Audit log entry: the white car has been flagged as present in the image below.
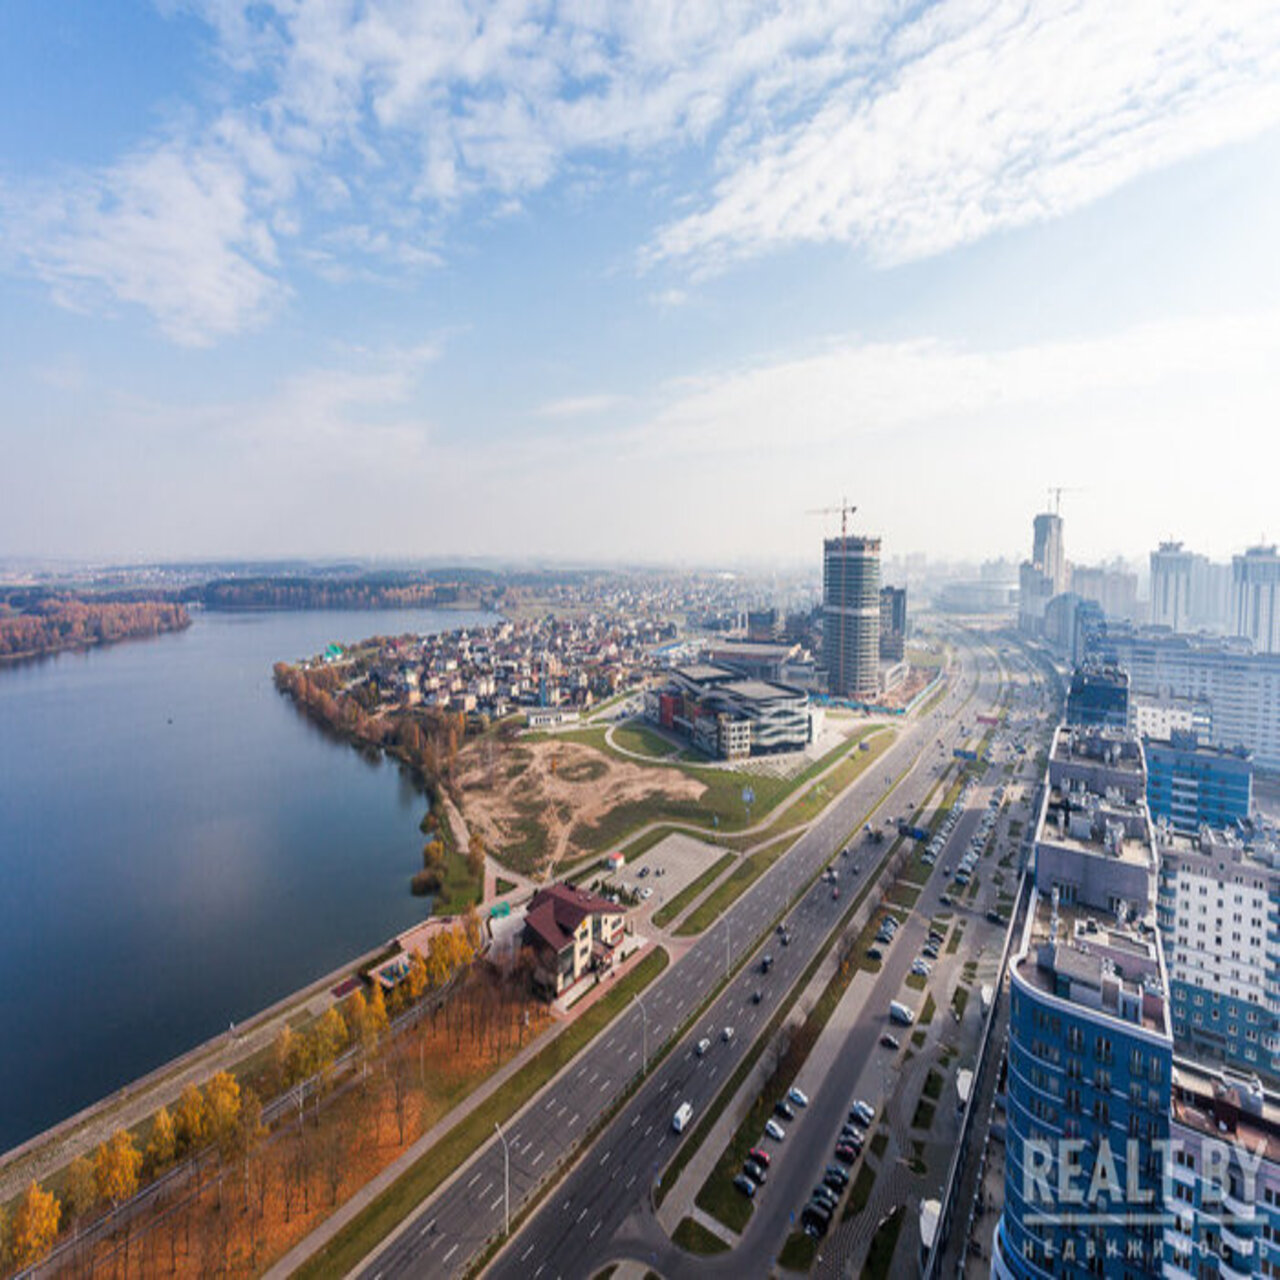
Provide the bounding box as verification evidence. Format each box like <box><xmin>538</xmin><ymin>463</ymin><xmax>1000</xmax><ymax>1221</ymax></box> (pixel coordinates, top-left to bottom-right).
<box><xmin>788</xmin><ymin>1086</ymin><xmax>810</xmax><ymax>1108</ymax></box>
<box><xmin>912</xmin><ymin>959</ymin><xmax>932</xmax><ymax>976</ymax></box>
<box><xmin>764</xmin><ymin>1119</ymin><xmax>786</xmax><ymax>1141</ymax></box>
<box><xmin>851</xmin><ymin>1100</ymin><xmax>875</xmax><ymax>1126</ymax></box>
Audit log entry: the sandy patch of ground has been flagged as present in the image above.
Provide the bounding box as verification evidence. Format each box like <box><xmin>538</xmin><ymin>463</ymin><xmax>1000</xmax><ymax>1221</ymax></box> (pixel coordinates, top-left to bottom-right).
<box><xmin>454</xmin><ymin>737</ymin><xmax>704</xmax><ymax>877</ymax></box>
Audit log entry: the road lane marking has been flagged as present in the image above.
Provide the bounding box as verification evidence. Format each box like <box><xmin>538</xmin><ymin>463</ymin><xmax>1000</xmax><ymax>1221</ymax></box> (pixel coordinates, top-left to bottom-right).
<box><xmin>491</xmin><ymin>1194</ymin><xmax>503</xmax><ymax>1210</ymax></box>
<box><xmin>600</xmin><ymin>1149</ymin><xmax>610</xmax><ymax>1165</ymax></box>
<box><xmin>569</xmin><ymin>1112</ymin><xmax>579</xmax><ymax>1128</ymax></box>
<box><xmin>480</xmin><ymin>1182</ymin><xmax>493</xmax><ymax>1199</ymax></box>
<box><xmin>627</xmin><ymin>1173</ymin><xmax>637</xmax><ymax>1188</ymax></box>
<box><xmin>590</xmin><ymin>1218</ymin><xmax>602</xmax><ymax>1239</ymax></box>
<box><xmin>532</xmin><ymin>1150</ymin><xmax>544</xmax><ymax>1166</ymax></box>
<box><xmin>578</xmin><ymin>1207</ymin><xmax>588</xmax><ymax>1223</ymax></box>
<box><xmin>467</xmin><ymin>1172</ymin><xmax>481</xmax><ymax>1189</ymax></box>
<box><xmin>443</xmin><ymin>1244</ymin><xmax>458</xmax><ymax>1263</ymax></box>
<box><xmin>522</xmin><ymin>1245</ymin><xmax>536</xmax><ymax>1261</ymax></box>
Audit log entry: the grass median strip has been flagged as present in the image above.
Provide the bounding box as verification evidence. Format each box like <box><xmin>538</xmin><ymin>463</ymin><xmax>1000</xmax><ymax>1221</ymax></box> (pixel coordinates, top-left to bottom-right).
<box><xmin>292</xmin><ymin>947</ymin><xmax>670</xmax><ymax>1280</ymax></box>
<box><xmin>863</xmin><ymin>1205</ymin><xmax>906</xmax><ymax>1280</ymax></box>
<box><xmin>675</xmin><ymin>835</ymin><xmax>801</xmax><ymax>935</ymax></box>
<box><xmin>652</xmin><ymin>853</ymin><xmax>736</xmax><ymax>928</ymax></box>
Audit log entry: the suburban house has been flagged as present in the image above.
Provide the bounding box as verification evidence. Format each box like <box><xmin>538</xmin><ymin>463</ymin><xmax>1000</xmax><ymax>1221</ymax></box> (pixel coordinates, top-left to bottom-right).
<box><xmin>523</xmin><ymin>882</ymin><xmax>625</xmax><ymax>997</ymax></box>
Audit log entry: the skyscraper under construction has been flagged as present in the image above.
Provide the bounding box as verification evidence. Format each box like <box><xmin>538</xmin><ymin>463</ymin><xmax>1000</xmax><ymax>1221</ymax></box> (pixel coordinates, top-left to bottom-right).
<box><xmin>823</xmin><ymin>534</ymin><xmax>881</xmax><ymax>699</ymax></box>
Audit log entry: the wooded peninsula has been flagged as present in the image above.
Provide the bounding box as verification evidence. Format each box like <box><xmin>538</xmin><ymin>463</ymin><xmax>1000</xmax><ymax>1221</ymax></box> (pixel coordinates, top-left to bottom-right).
<box><xmin>0</xmin><ymin>596</ymin><xmax>190</xmax><ymax>663</ymax></box>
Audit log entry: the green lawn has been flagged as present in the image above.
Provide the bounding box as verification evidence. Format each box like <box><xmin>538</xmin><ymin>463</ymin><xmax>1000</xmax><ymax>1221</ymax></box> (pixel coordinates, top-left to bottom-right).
<box><xmin>779</xmin><ymin>1229</ymin><xmax>817</xmax><ymax>1271</ymax></box>
<box><xmin>293</xmin><ymin>947</ymin><xmax>670</xmax><ymax>1280</ymax></box>
<box><xmin>672</xmin><ymin>1216</ymin><xmax>730</xmax><ymax>1255</ymax></box>
<box><xmin>846</xmin><ymin>1162</ymin><xmax>877</xmax><ymax>1216</ymax></box>
<box><xmin>652</xmin><ymin>853</ymin><xmax>736</xmax><ymax>928</ymax></box>
<box><xmin>951</xmin><ymin>985</ymin><xmax>970</xmax><ymax>1020</ymax></box>
<box><xmin>923</xmin><ymin>1069</ymin><xmax>945</xmax><ymax>1100</ymax></box>
<box><xmin>431</xmin><ymin>844</ymin><xmax>485</xmax><ymax>915</ymax></box>
<box><xmin>920</xmin><ymin>993</ymin><xmax>937</xmax><ymax>1025</ymax></box>
<box><xmin>869</xmin><ymin>1130</ymin><xmax>889</xmax><ymax>1159</ymax></box>
<box><xmin>612</xmin><ymin>721</ymin><xmax>681</xmax><ymax>759</ymax></box>
<box><xmin>904</xmin><ymin>972</ymin><xmax>926</xmax><ymax>991</ymax></box>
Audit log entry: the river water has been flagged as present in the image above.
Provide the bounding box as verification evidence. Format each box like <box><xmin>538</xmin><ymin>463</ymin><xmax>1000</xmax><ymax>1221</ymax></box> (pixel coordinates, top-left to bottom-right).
<box><xmin>0</xmin><ymin>606</ymin><xmax>491</xmax><ymax>1153</ymax></box>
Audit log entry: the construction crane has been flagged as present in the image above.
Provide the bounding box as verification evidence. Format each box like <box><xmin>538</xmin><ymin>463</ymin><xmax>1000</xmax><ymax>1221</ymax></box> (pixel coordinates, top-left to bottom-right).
<box><xmin>808</xmin><ymin>497</ymin><xmax>858</xmax><ymax>539</ymax></box>
<box><xmin>1047</xmin><ymin>486</ymin><xmax>1083</xmax><ymax>515</ymax></box>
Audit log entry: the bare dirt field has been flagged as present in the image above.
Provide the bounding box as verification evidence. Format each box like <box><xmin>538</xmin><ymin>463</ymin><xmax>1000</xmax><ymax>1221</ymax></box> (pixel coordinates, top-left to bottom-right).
<box><xmin>454</xmin><ymin>737</ymin><xmax>705</xmax><ymax>877</ymax></box>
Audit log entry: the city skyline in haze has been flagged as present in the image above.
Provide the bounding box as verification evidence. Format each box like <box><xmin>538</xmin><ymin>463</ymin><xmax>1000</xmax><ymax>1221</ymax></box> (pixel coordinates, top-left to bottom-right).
<box><xmin>2</xmin><ymin>2</ymin><xmax>1278</xmax><ymax>567</ymax></box>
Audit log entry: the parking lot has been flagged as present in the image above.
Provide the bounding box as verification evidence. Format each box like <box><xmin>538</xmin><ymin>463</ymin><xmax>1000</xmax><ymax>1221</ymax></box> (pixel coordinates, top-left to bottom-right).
<box><xmin>618</xmin><ymin>831</ymin><xmax>733</xmax><ymax>908</ymax></box>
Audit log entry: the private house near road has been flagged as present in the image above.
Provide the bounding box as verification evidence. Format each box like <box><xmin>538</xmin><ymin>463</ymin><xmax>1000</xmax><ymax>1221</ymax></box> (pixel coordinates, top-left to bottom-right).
<box><xmin>523</xmin><ymin>883</ymin><xmax>625</xmax><ymax>998</ymax></box>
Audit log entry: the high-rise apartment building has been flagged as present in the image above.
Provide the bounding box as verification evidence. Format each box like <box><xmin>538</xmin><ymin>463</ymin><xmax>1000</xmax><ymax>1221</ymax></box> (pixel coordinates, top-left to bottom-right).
<box><xmin>823</xmin><ymin>535</ymin><xmax>881</xmax><ymax>698</ymax></box>
<box><xmin>1232</xmin><ymin>544</ymin><xmax>1280</xmax><ymax>655</ymax></box>
<box><xmin>1156</xmin><ymin>820</ymin><xmax>1280</xmax><ymax>1078</ymax></box>
<box><xmin>1089</xmin><ymin>625</ymin><xmax>1280</xmax><ymax>771</ymax></box>
<box><xmin>994</xmin><ymin>724</ymin><xmax>1172</xmax><ymax>1280</ymax></box>
<box><xmin>1151</xmin><ymin>541</ymin><xmax>1195</xmax><ymax>631</ymax></box>
<box><xmin>879</xmin><ymin>585</ymin><xmax>907</xmax><ymax>662</ymax></box>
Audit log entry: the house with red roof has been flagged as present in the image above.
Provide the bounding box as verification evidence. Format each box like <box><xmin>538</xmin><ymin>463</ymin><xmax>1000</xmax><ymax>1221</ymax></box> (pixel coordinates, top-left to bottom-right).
<box><xmin>523</xmin><ymin>882</ymin><xmax>625</xmax><ymax>997</ymax></box>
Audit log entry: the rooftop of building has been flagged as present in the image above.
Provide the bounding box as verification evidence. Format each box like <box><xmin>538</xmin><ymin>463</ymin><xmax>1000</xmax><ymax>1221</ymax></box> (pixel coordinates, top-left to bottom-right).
<box><xmin>1050</xmin><ymin>724</ymin><xmax>1145</xmax><ymax>776</ymax></box>
<box><xmin>1171</xmin><ymin>1058</ymin><xmax>1280</xmax><ymax>1163</ymax></box>
<box><xmin>523</xmin><ymin>882</ymin><xmax>621</xmax><ymax>953</ymax></box>
<box><xmin>1144</xmin><ymin>730</ymin><xmax>1253</xmax><ymax>762</ymax></box>
<box><xmin>1155</xmin><ymin>819</ymin><xmax>1280</xmax><ymax>871</ymax></box>
<box><xmin>823</xmin><ymin>534</ymin><xmax>882</xmax><ymax>553</ymax></box>
<box><xmin>721</xmin><ymin>678</ymin><xmax>806</xmax><ymax>703</ymax></box>
<box><xmin>672</xmin><ymin>662</ymin><xmax>736</xmax><ymax>684</ymax></box>
<box><xmin>1037</xmin><ymin>796</ymin><xmax>1154</xmax><ymax>869</ymax></box>
<box><xmin>1014</xmin><ymin>892</ymin><xmax>1168</xmax><ymax>1035</ymax></box>
<box><xmin>703</xmin><ymin>639</ymin><xmax>800</xmax><ymax>660</ymax></box>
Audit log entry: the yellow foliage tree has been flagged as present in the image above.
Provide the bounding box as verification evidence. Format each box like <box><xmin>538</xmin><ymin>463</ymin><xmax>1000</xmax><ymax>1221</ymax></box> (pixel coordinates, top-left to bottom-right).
<box><xmin>146</xmin><ymin>1106</ymin><xmax>177</xmax><ymax>1173</ymax></box>
<box><xmin>367</xmin><ymin>983</ymin><xmax>389</xmax><ymax>1038</ymax></box>
<box><xmin>462</xmin><ymin>905</ymin><xmax>485</xmax><ymax>953</ymax></box>
<box><xmin>203</xmin><ymin>1071</ymin><xmax>242</xmax><ymax>1156</ymax></box>
<box><xmin>174</xmin><ymin>1083</ymin><xmax>205</xmax><ymax>1154</ymax></box>
<box><xmin>65</xmin><ymin>1156</ymin><xmax>98</xmax><ymax>1224</ymax></box>
<box><xmin>405</xmin><ymin>950</ymin><xmax>428</xmax><ymax>1001</ymax></box>
<box><xmin>10</xmin><ymin>1181</ymin><xmax>61</xmax><ymax>1268</ymax></box>
<box><xmin>95</xmin><ymin>1129</ymin><xmax>142</xmax><ymax>1205</ymax></box>
<box><xmin>343</xmin><ymin>989</ymin><xmax>369</xmax><ymax>1047</ymax></box>
<box><xmin>311</xmin><ymin>1006</ymin><xmax>348</xmax><ymax>1069</ymax></box>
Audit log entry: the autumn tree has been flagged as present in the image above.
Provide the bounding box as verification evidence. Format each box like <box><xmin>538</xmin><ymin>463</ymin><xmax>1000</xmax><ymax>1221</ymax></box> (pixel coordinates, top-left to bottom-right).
<box><xmin>466</xmin><ymin>831</ymin><xmax>487</xmax><ymax>880</ymax></box>
<box><xmin>95</xmin><ymin>1128</ymin><xmax>142</xmax><ymax>1206</ymax></box>
<box><xmin>203</xmin><ymin>1071</ymin><xmax>242</xmax><ymax>1158</ymax></box>
<box><xmin>146</xmin><ymin>1105</ymin><xmax>177</xmax><ymax>1174</ymax></box>
<box><xmin>64</xmin><ymin>1155</ymin><xmax>97</xmax><ymax>1234</ymax></box>
<box><xmin>311</xmin><ymin>1006</ymin><xmax>348</xmax><ymax>1069</ymax></box>
<box><xmin>174</xmin><ymin>1083</ymin><xmax>206</xmax><ymax>1155</ymax></box>
<box><xmin>404</xmin><ymin>950</ymin><xmax>428</xmax><ymax>1002</ymax></box>
<box><xmin>10</xmin><ymin>1181</ymin><xmax>61</xmax><ymax>1268</ymax></box>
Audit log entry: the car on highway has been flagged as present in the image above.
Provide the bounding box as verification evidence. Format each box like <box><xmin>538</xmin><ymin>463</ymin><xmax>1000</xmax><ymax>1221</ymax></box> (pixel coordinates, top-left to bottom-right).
<box><xmin>733</xmin><ymin>1173</ymin><xmax>757</xmax><ymax>1198</ymax></box>
<box><xmin>764</xmin><ymin>1119</ymin><xmax>786</xmax><ymax>1141</ymax></box>
<box><xmin>851</xmin><ymin>1099</ymin><xmax>876</xmax><ymax>1126</ymax></box>
<box><xmin>832</xmin><ymin>886</ymin><xmax>839</xmax><ymax>900</ymax></box>
<box><xmin>722</xmin><ymin>1026</ymin><xmax>735</xmax><ymax>1042</ymax></box>
<box><xmin>672</xmin><ymin>1102</ymin><xmax>693</xmax><ymax>1133</ymax></box>
<box><xmin>748</xmin><ymin>1146</ymin><xmax>772</xmax><ymax>1168</ymax></box>
<box><xmin>751</xmin><ymin>990</ymin><xmax>763</xmax><ymax>1005</ymax></box>
<box><xmin>774</xmin><ymin>1099</ymin><xmax>795</xmax><ymax>1121</ymax></box>
<box><xmin>879</xmin><ymin>1032</ymin><xmax>900</xmax><ymax>1050</ymax></box>
<box><xmin>760</xmin><ymin>954</ymin><xmax>773</xmax><ymax>973</ymax></box>
<box><xmin>696</xmin><ymin>1037</ymin><xmax>711</xmax><ymax>1056</ymax></box>
<box><xmin>788</xmin><ymin>1086</ymin><xmax>809</xmax><ymax>1108</ymax></box>
<box><xmin>744</xmin><ymin>1159</ymin><xmax>768</xmax><ymax>1185</ymax></box>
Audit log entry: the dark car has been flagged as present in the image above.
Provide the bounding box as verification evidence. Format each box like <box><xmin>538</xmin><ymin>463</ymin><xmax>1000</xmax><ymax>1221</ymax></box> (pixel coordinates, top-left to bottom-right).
<box><xmin>833</xmin><ymin>1144</ymin><xmax>858</xmax><ymax>1165</ymax></box>
<box><xmin>760</xmin><ymin>954</ymin><xmax>773</xmax><ymax>973</ymax></box>
<box><xmin>939</xmin><ymin>893</ymin><xmax>954</xmax><ymax>906</ymax></box>
<box><xmin>780</xmin><ymin>932</ymin><xmax>790</xmax><ymax>945</ymax></box>
<box><xmin>744</xmin><ymin>1160</ymin><xmax>768</xmax><ymax>1185</ymax></box>
<box><xmin>879</xmin><ymin>1033</ymin><xmax>900</xmax><ymax>1050</ymax></box>
<box><xmin>811</xmin><ymin>1185</ymin><xmax>839</xmax><ymax>1210</ymax></box>
<box><xmin>774</xmin><ymin>1100</ymin><xmax>795</xmax><ymax>1121</ymax></box>
<box><xmin>751</xmin><ymin>990</ymin><xmax>763</xmax><ymax>1005</ymax></box>
<box><xmin>823</xmin><ymin>1172</ymin><xmax>847</xmax><ymax>1194</ymax></box>
<box><xmin>866</xmin><ymin>946</ymin><xmax>883</xmax><ymax>961</ymax></box>
<box><xmin>802</xmin><ymin>1204</ymin><xmax>830</xmax><ymax>1237</ymax></box>
<box><xmin>824</xmin><ymin>1165</ymin><xmax>850</xmax><ymax>1186</ymax></box>
<box><xmin>987</xmin><ymin>909</ymin><xmax>1007</xmax><ymax>925</ymax></box>
<box><xmin>733</xmin><ymin>1173</ymin><xmax>757</xmax><ymax>1198</ymax></box>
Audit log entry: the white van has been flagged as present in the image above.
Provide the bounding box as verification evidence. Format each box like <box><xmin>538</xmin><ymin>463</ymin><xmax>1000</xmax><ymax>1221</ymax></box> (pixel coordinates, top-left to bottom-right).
<box><xmin>889</xmin><ymin>1000</ymin><xmax>916</xmax><ymax>1026</ymax></box>
<box><xmin>672</xmin><ymin>1102</ymin><xmax>693</xmax><ymax>1133</ymax></box>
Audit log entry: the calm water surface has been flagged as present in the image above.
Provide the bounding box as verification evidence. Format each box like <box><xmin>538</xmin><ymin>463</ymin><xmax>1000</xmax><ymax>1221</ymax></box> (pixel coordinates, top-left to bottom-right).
<box><xmin>0</xmin><ymin>607</ymin><xmax>491</xmax><ymax>1152</ymax></box>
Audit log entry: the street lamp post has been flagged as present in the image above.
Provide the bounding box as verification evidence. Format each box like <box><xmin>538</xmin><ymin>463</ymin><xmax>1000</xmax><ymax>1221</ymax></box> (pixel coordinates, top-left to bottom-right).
<box><xmin>494</xmin><ymin>1122</ymin><xmax>510</xmax><ymax>1239</ymax></box>
<box><xmin>723</xmin><ymin>916</ymin><xmax>731</xmax><ymax>979</ymax></box>
<box><xmin>634</xmin><ymin>993</ymin><xmax>649</xmax><ymax>1074</ymax></box>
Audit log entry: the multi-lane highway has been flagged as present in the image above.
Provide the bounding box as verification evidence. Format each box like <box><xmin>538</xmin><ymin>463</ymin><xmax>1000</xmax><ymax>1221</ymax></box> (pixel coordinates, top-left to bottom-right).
<box><xmin>355</xmin><ymin>634</ymin><xmax>1002</xmax><ymax>1279</ymax></box>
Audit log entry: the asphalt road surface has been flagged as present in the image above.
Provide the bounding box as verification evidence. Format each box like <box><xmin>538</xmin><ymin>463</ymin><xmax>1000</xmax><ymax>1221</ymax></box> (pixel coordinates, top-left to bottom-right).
<box><xmin>356</xmin><ymin>635</ymin><xmax>1001</xmax><ymax>1280</ymax></box>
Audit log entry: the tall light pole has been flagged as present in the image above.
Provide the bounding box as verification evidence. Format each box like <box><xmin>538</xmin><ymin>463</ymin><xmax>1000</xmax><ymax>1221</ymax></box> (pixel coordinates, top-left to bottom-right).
<box><xmin>722</xmin><ymin>916</ymin><xmax>731</xmax><ymax>979</ymax></box>
<box><xmin>633</xmin><ymin>993</ymin><xmax>649</xmax><ymax>1074</ymax></box>
<box><xmin>494</xmin><ymin>1122</ymin><xmax>510</xmax><ymax>1239</ymax></box>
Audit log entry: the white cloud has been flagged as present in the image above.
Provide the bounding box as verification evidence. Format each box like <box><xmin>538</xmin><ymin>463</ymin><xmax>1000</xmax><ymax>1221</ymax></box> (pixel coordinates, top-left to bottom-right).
<box><xmin>6</xmin><ymin>1</ymin><xmax>1280</xmax><ymax>341</ymax></box>
<box><xmin>535</xmin><ymin>393</ymin><xmax>623</xmax><ymax>419</ymax></box>
<box><xmin>650</xmin><ymin>0</ymin><xmax>1280</xmax><ymax>268</ymax></box>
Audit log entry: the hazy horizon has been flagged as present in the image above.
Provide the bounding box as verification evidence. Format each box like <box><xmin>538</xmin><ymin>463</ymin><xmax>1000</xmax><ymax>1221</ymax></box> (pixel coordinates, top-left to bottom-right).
<box><xmin>3</xmin><ymin>3</ymin><xmax>1278</xmax><ymax>567</ymax></box>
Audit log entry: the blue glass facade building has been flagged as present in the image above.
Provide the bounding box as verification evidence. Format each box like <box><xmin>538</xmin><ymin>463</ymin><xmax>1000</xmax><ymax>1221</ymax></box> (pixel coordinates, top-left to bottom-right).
<box><xmin>1065</xmin><ymin>665</ymin><xmax>1130</xmax><ymax>731</ymax></box>
<box><xmin>1145</xmin><ymin>732</ymin><xmax>1253</xmax><ymax>834</ymax></box>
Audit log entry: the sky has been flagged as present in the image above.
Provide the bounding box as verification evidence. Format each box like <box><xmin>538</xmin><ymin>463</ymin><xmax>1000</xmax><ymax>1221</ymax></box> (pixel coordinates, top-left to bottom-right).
<box><xmin>1</xmin><ymin>0</ymin><xmax>1279</xmax><ymax>570</ymax></box>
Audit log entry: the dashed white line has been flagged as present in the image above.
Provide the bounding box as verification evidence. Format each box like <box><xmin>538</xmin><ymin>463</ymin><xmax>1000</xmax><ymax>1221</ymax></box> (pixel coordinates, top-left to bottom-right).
<box><xmin>467</xmin><ymin>1172</ymin><xmax>481</xmax><ymax>1189</ymax></box>
<box><xmin>443</xmin><ymin>1244</ymin><xmax>458</xmax><ymax>1264</ymax></box>
<box><xmin>577</xmin><ymin>1207</ymin><xmax>589</xmax><ymax>1223</ymax></box>
<box><xmin>590</xmin><ymin>1218</ymin><xmax>602</xmax><ymax>1239</ymax></box>
<box><xmin>532</xmin><ymin>1150</ymin><xmax>544</xmax><ymax>1167</ymax></box>
<box><xmin>490</xmin><ymin>1194</ymin><xmax>503</xmax><ymax>1211</ymax></box>
<box><xmin>522</xmin><ymin>1244</ymin><xmax>536</xmax><ymax>1262</ymax></box>
<box><xmin>569</xmin><ymin>1112</ymin><xmax>580</xmax><ymax>1128</ymax></box>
